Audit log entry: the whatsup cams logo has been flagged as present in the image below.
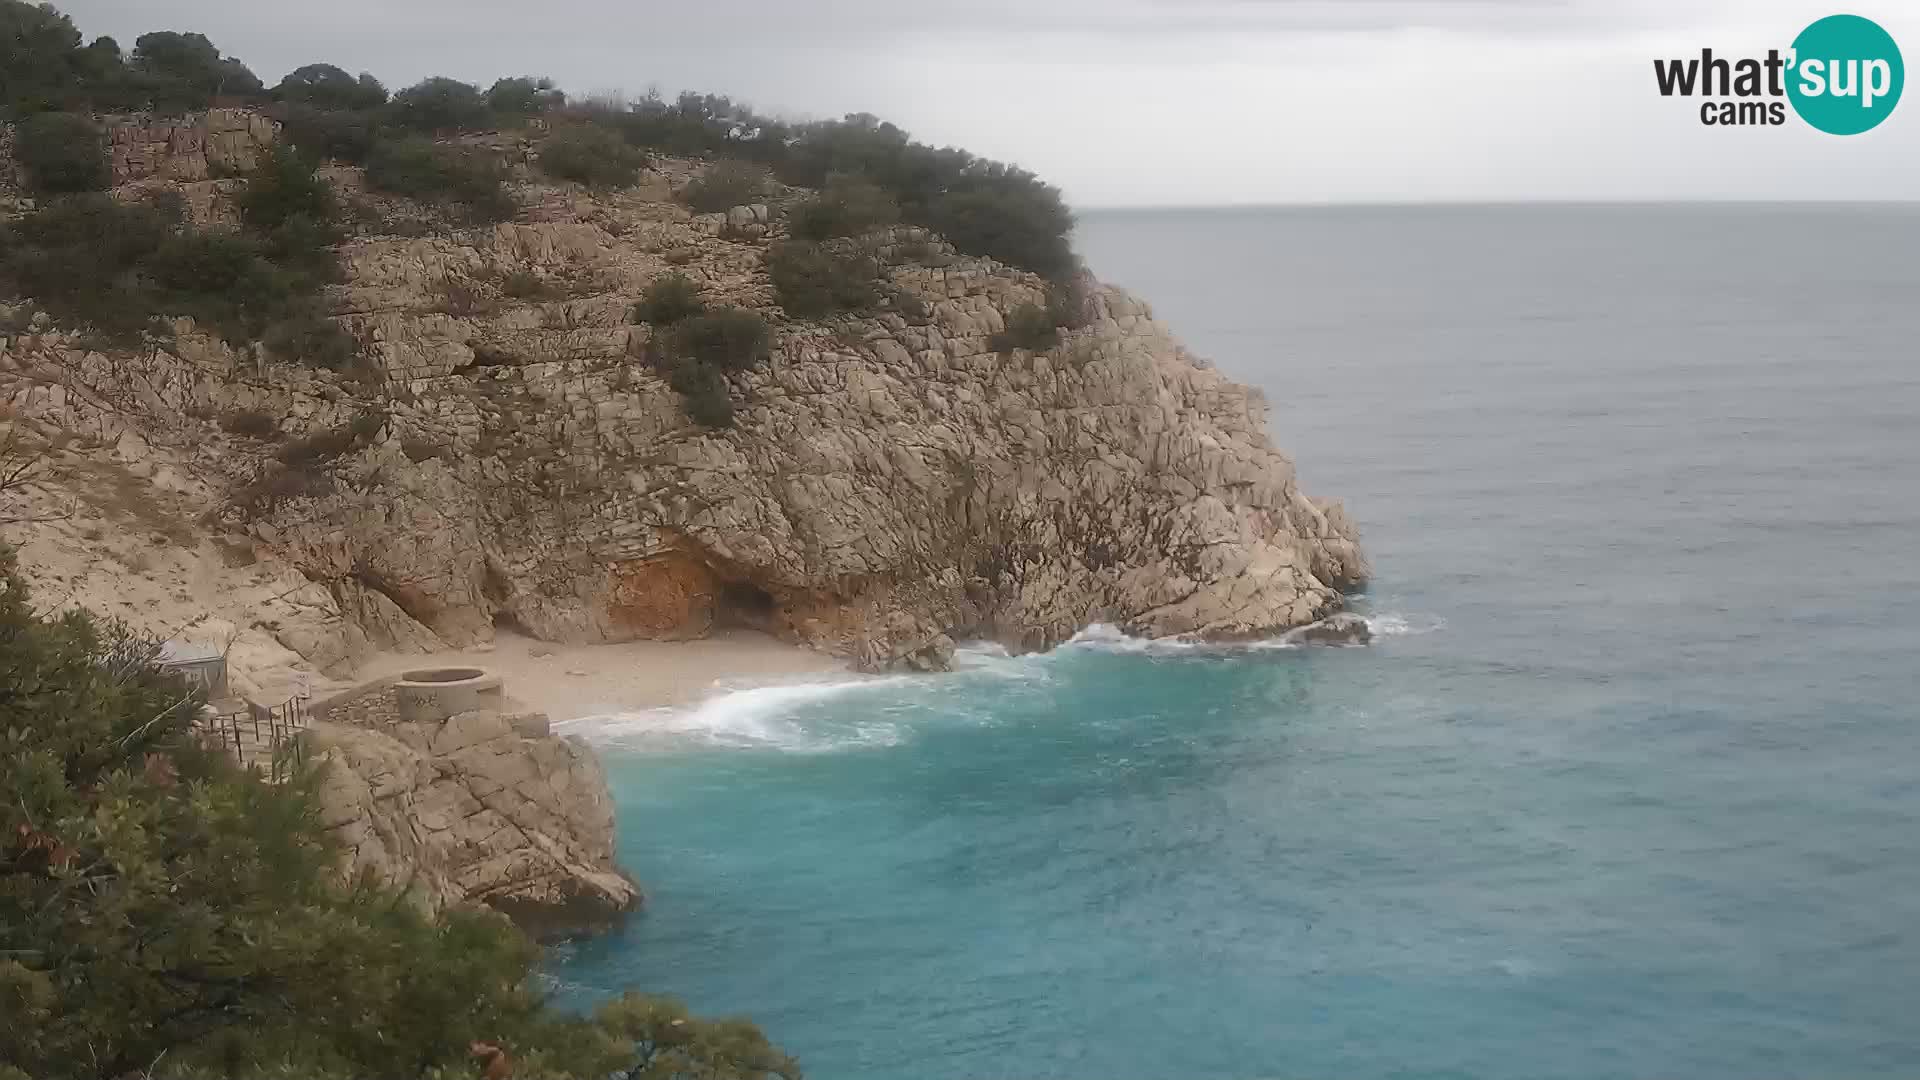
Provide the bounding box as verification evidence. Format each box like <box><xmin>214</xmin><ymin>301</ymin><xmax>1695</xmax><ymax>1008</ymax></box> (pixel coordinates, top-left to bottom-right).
<box><xmin>1654</xmin><ymin>13</ymin><xmax>1904</xmax><ymax>133</ymax></box>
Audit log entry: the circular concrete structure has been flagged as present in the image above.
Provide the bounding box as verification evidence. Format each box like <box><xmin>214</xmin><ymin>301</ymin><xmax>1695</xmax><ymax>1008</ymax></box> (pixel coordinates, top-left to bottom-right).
<box><xmin>393</xmin><ymin>666</ymin><xmax>504</xmax><ymax>724</ymax></box>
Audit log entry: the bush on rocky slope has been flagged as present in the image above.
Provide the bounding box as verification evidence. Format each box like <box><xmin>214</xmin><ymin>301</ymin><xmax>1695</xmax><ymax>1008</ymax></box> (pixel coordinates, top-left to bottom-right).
<box><xmin>681</xmin><ymin>159</ymin><xmax>768</xmax><ymax>214</ymax></box>
<box><xmin>787</xmin><ymin>174</ymin><xmax>900</xmax><ymax>242</ymax></box>
<box><xmin>633</xmin><ymin>272</ymin><xmax>707</xmax><ymax>326</ymax></box>
<box><xmin>538</xmin><ymin>124</ymin><xmax>645</xmax><ymax>190</ymax></box>
<box><xmin>0</xmin><ymin>547</ymin><xmax>802</xmax><ymax>1080</ymax></box>
<box><xmin>767</xmin><ymin>240</ymin><xmax>881</xmax><ymax>318</ymax></box>
<box><xmin>13</xmin><ymin>111</ymin><xmax>108</xmax><ymax>194</ymax></box>
<box><xmin>365</xmin><ymin>137</ymin><xmax>515</xmax><ymax>223</ymax></box>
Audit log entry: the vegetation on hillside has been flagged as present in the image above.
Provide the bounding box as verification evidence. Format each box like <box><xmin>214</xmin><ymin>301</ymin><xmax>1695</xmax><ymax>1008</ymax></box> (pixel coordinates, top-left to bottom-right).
<box><xmin>2</xmin><ymin>0</ymin><xmax>1084</xmax><ymax>359</ymax></box>
<box><xmin>0</xmin><ymin>546</ymin><xmax>801</xmax><ymax>1079</ymax></box>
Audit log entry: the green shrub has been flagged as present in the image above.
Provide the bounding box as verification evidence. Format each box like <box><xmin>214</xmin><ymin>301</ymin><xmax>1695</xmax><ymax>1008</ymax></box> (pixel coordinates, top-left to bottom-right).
<box><xmin>538</xmin><ymin>125</ymin><xmax>645</xmax><ymax>189</ymax></box>
<box><xmin>487</xmin><ymin>75</ymin><xmax>561</xmax><ymax>117</ymax></box>
<box><xmin>681</xmin><ymin>159</ymin><xmax>766</xmax><ymax>214</ymax></box>
<box><xmin>274</xmin><ymin>63</ymin><xmax>387</xmax><ymax>110</ymax></box>
<box><xmin>766</xmin><ymin>240</ymin><xmax>879</xmax><ymax>318</ymax></box>
<box><xmin>239</xmin><ymin>145</ymin><xmax>341</xmax><ymax>280</ymax></box>
<box><xmin>13</xmin><ymin>111</ymin><xmax>108</xmax><ymax>194</ymax></box>
<box><xmin>990</xmin><ymin>301</ymin><xmax>1060</xmax><ymax>354</ymax></box>
<box><xmin>279</xmin><ymin>103</ymin><xmax>378</xmax><ymax>164</ymax></box>
<box><xmin>787</xmin><ymin>174</ymin><xmax>898</xmax><ymax>242</ymax></box>
<box><xmin>147</xmin><ymin>228</ymin><xmax>298</xmax><ymax>341</ymax></box>
<box><xmin>0</xmin><ymin>195</ymin><xmax>172</xmax><ymax>340</ymax></box>
<box><xmin>668</xmin><ymin>358</ymin><xmax>735</xmax><ymax>428</ymax></box>
<box><xmin>263</xmin><ymin>312</ymin><xmax>357</xmax><ymax>369</ymax></box>
<box><xmin>365</xmin><ymin>137</ymin><xmax>515</xmax><ymax>222</ymax></box>
<box><xmin>385</xmin><ymin>76</ymin><xmax>491</xmax><ymax>131</ymax></box>
<box><xmin>671</xmin><ymin>308</ymin><xmax>770</xmax><ymax>373</ymax></box>
<box><xmin>0</xmin><ymin>547</ymin><xmax>802</xmax><ymax>1080</ymax></box>
<box><xmin>632</xmin><ymin>272</ymin><xmax>705</xmax><ymax>325</ymax></box>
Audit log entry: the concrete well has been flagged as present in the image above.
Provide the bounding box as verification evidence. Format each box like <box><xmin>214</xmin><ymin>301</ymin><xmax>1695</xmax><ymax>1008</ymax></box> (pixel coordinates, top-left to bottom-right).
<box><xmin>392</xmin><ymin>667</ymin><xmax>505</xmax><ymax>724</ymax></box>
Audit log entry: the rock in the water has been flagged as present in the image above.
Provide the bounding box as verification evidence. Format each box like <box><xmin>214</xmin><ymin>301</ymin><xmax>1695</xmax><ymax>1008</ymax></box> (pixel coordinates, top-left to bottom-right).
<box><xmin>1283</xmin><ymin>612</ymin><xmax>1374</xmax><ymax>647</ymax></box>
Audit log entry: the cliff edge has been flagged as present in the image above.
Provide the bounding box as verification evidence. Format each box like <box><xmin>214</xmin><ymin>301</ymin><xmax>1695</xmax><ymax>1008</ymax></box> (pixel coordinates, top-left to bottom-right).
<box><xmin>0</xmin><ymin>112</ymin><xmax>1366</xmax><ymax>674</ymax></box>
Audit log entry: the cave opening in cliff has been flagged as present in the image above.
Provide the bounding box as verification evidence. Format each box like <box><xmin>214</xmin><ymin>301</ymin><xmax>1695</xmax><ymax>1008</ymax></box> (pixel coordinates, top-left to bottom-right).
<box><xmin>714</xmin><ymin>580</ymin><xmax>779</xmax><ymax>632</ymax></box>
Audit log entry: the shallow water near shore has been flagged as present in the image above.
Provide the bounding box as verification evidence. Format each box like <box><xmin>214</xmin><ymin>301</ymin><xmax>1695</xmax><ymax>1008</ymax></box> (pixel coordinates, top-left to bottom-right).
<box><xmin>548</xmin><ymin>204</ymin><xmax>1920</xmax><ymax>1079</ymax></box>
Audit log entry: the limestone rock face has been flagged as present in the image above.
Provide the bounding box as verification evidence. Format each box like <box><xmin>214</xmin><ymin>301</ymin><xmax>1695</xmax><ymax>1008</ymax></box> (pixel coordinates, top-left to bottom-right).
<box><xmin>307</xmin><ymin>707</ymin><xmax>640</xmax><ymax>941</ymax></box>
<box><xmin>0</xmin><ymin>113</ymin><xmax>1368</xmax><ymax>671</ymax></box>
<box><xmin>107</xmin><ymin>108</ymin><xmax>278</xmax><ymax>186</ymax></box>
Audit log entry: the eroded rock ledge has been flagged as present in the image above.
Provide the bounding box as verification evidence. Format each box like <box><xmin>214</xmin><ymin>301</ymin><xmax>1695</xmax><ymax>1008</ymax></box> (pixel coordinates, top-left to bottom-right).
<box><xmin>307</xmin><ymin>685</ymin><xmax>638</xmax><ymax>941</ymax></box>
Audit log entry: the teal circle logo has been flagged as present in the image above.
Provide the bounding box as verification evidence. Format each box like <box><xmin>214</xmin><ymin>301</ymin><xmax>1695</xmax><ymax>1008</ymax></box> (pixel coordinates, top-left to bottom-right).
<box><xmin>1787</xmin><ymin>14</ymin><xmax>1904</xmax><ymax>134</ymax></box>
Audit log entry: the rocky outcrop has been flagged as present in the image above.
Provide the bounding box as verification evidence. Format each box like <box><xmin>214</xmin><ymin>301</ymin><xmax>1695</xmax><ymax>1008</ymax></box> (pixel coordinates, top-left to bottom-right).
<box><xmin>307</xmin><ymin>701</ymin><xmax>639</xmax><ymax>941</ymax></box>
<box><xmin>0</xmin><ymin>113</ymin><xmax>1367</xmax><ymax>672</ymax></box>
<box><xmin>106</xmin><ymin>108</ymin><xmax>278</xmax><ymax>186</ymax></box>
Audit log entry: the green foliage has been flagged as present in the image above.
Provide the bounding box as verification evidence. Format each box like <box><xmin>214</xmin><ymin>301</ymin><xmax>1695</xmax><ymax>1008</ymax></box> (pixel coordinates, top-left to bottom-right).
<box><xmin>990</xmin><ymin>301</ymin><xmax>1060</xmax><ymax>354</ymax></box>
<box><xmin>633</xmin><ymin>273</ymin><xmax>706</xmax><ymax>326</ymax></box>
<box><xmin>0</xmin><ymin>194</ymin><xmax>173</xmax><ymax>340</ymax></box>
<box><xmin>787</xmin><ymin>174</ymin><xmax>899</xmax><ymax>243</ymax></box>
<box><xmin>766</xmin><ymin>240</ymin><xmax>880</xmax><ymax>318</ymax></box>
<box><xmin>386</xmin><ymin>76</ymin><xmax>492</xmax><ymax>132</ymax></box>
<box><xmin>583</xmin><ymin>993</ymin><xmax>802</xmax><ymax>1080</ymax></box>
<box><xmin>682</xmin><ymin>159</ymin><xmax>767</xmax><ymax>214</ymax></box>
<box><xmin>612</xmin><ymin>91</ymin><xmax>791</xmax><ymax>162</ymax></box>
<box><xmin>238</xmin><ymin>144</ymin><xmax>342</xmax><ymax>272</ymax></box>
<box><xmin>365</xmin><ymin>137</ymin><xmax>515</xmax><ymax>223</ymax></box>
<box><xmin>147</xmin><ymin>227</ymin><xmax>300</xmax><ymax>341</ymax></box>
<box><xmin>279</xmin><ymin>103</ymin><xmax>378</xmax><ymax>164</ymax></box>
<box><xmin>538</xmin><ymin>125</ymin><xmax>646</xmax><ymax>189</ymax></box>
<box><xmin>0</xmin><ymin>0</ymin><xmax>85</xmax><ymax>117</ymax></box>
<box><xmin>778</xmin><ymin>114</ymin><xmax>1076</xmax><ymax>280</ymax></box>
<box><xmin>263</xmin><ymin>312</ymin><xmax>357</xmax><ymax>369</ymax></box>
<box><xmin>0</xmin><ymin>548</ymin><xmax>800</xmax><ymax>1079</ymax></box>
<box><xmin>129</xmin><ymin>30</ymin><xmax>263</xmax><ymax>109</ymax></box>
<box><xmin>13</xmin><ymin>111</ymin><xmax>108</xmax><ymax>195</ymax></box>
<box><xmin>671</xmin><ymin>308</ymin><xmax>770</xmax><ymax>374</ymax></box>
<box><xmin>0</xmin><ymin>173</ymin><xmax>332</xmax><ymax>346</ymax></box>
<box><xmin>666</xmin><ymin>356</ymin><xmax>736</xmax><ymax>429</ymax></box>
<box><xmin>487</xmin><ymin>75</ymin><xmax>561</xmax><ymax>117</ymax></box>
<box><xmin>274</xmin><ymin>63</ymin><xmax>387</xmax><ymax>110</ymax></box>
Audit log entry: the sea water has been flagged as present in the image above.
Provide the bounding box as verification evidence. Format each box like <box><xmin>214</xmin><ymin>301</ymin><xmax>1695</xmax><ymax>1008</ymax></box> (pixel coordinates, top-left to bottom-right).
<box><xmin>548</xmin><ymin>204</ymin><xmax>1920</xmax><ymax>1079</ymax></box>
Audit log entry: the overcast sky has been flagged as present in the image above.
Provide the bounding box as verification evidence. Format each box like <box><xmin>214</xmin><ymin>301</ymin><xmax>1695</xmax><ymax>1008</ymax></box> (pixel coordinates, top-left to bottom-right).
<box><xmin>51</xmin><ymin>0</ymin><xmax>1920</xmax><ymax>207</ymax></box>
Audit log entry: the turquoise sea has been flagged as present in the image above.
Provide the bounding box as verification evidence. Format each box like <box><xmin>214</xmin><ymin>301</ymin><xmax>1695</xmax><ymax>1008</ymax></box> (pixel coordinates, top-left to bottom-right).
<box><xmin>549</xmin><ymin>205</ymin><xmax>1920</xmax><ymax>1079</ymax></box>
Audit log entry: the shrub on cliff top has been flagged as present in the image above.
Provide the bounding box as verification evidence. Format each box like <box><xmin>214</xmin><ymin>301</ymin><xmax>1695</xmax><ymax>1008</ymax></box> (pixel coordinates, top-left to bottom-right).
<box><xmin>786</xmin><ymin>174</ymin><xmax>899</xmax><ymax>243</ymax></box>
<box><xmin>681</xmin><ymin>159</ymin><xmax>767</xmax><ymax>214</ymax></box>
<box><xmin>274</xmin><ymin>63</ymin><xmax>388</xmax><ymax>111</ymax></box>
<box><xmin>0</xmin><ymin>545</ymin><xmax>802</xmax><ymax>1080</ymax></box>
<box><xmin>13</xmin><ymin>111</ymin><xmax>109</xmax><ymax>195</ymax></box>
<box><xmin>667</xmin><ymin>355</ymin><xmax>736</xmax><ymax>429</ymax></box>
<box><xmin>633</xmin><ymin>272</ymin><xmax>706</xmax><ymax>326</ymax></box>
<box><xmin>990</xmin><ymin>301</ymin><xmax>1060</xmax><ymax>354</ymax></box>
<box><xmin>767</xmin><ymin>240</ymin><xmax>880</xmax><ymax>318</ymax></box>
<box><xmin>385</xmin><ymin>76</ymin><xmax>493</xmax><ymax>132</ymax></box>
<box><xmin>365</xmin><ymin>137</ymin><xmax>515</xmax><ymax>223</ymax></box>
<box><xmin>279</xmin><ymin>103</ymin><xmax>379</xmax><ymax>164</ymax></box>
<box><xmin>538</xmin><ymin>125</ymin><xmax>645</xmax><ymax>190</ymax></box>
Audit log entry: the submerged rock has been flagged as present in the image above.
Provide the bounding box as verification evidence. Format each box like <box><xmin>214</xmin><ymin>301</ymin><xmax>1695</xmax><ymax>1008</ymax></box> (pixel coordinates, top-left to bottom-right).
<box><xmin>1283</xmin><ymin>612</ymin><xmax>1374</xmax><ymax>647</ymax></box>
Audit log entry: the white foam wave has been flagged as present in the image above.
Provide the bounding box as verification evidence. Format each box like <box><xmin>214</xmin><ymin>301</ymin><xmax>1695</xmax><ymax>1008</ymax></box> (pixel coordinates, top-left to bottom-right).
<box><xmin>1063</xmin><ymin>623</ymin><xmax>1298</xmax><ymax>654</ymax></box>
<box><xmin>1364</xmin><ymin>612</ymin><xmax>1448</xmax><ymax>637</ymax></box>
<box><xmin>560</xmin><ymin>673</ymin><xmax>914</xmax><ymax>752</ymax></box>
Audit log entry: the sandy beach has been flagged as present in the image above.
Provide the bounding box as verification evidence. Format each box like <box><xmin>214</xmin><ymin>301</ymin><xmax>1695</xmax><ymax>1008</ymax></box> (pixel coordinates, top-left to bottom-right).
<box><xmin>355</xmin><ymin>629</ymin><xmax>846</xmax><ymax>722</ymax></box>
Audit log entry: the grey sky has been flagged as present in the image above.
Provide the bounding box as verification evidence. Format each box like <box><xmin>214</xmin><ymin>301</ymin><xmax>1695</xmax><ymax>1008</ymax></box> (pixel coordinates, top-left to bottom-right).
<box><xmin>51</xmin><ymin>0</ymin><xmax>1920</xmax><ymax>206</ymax></box>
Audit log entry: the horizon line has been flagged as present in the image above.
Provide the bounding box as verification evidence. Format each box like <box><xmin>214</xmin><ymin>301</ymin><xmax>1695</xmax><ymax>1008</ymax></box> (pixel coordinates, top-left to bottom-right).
<box><xmin>1074</xmin><ymin>196</ymin><xmax>1920</xmax><ymax>213</ymax></box>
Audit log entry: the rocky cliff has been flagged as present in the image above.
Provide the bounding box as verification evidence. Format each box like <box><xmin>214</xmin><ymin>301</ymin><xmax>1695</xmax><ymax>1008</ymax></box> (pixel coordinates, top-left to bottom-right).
<box><xmin>306</xmin><ymin>692</ymin><xmax>638</xmax><ymax>941</ymax></box>
<box><xmin>0</xmin><ymin>112</ymin><xmax>1366</xmax><ymax>675</ymax></box>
